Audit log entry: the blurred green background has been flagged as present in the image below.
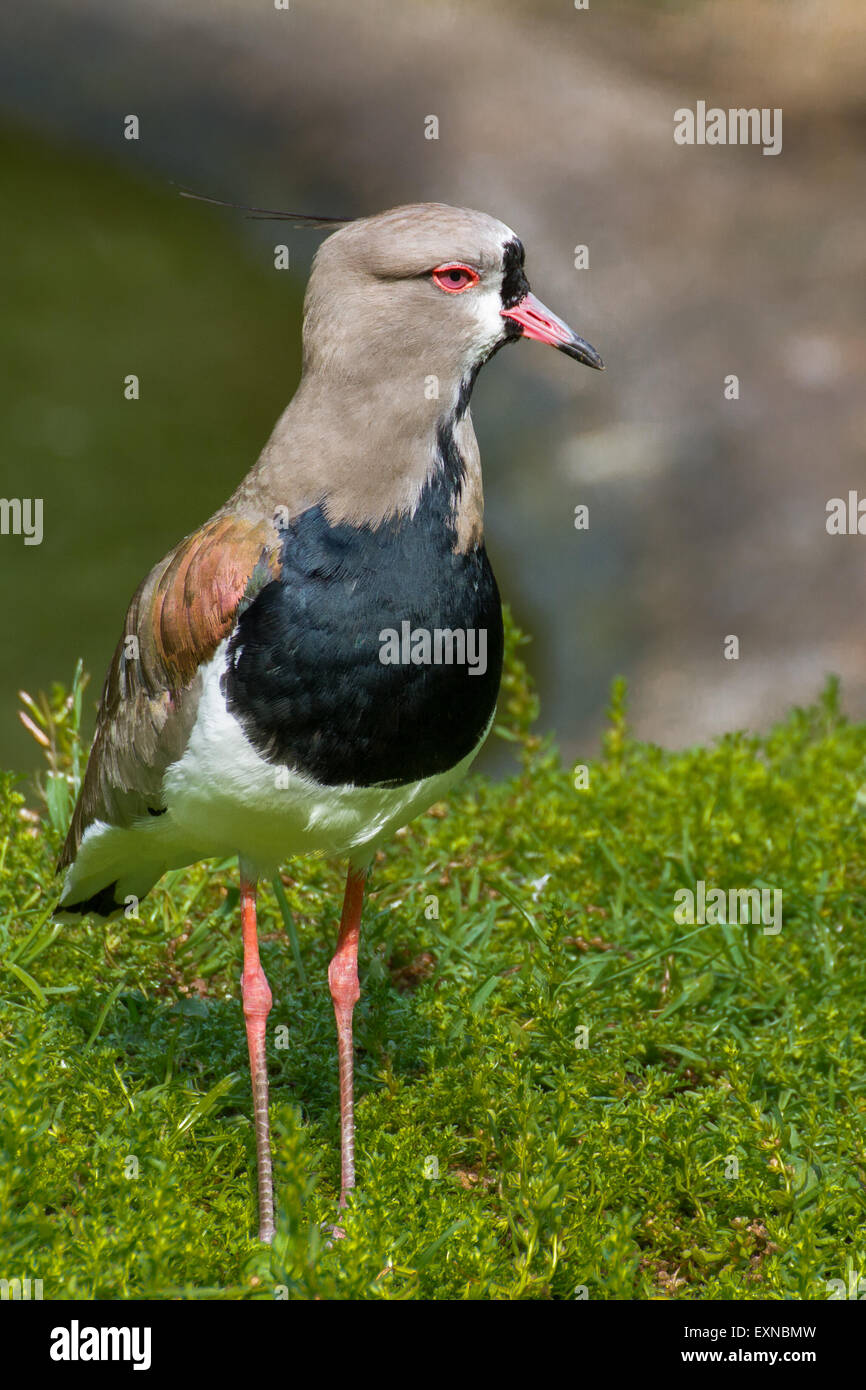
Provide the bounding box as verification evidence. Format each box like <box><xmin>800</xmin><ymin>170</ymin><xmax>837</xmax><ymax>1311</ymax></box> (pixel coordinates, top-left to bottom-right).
<box><xmin>0</xmin><ymin>127</ymin><xmax>306</xmax><ymax>770</ymax></box>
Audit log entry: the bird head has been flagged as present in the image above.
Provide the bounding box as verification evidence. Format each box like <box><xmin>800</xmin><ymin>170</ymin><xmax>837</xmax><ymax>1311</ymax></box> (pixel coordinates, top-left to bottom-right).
<box><xmin>301</xmin><ymin>202</ymin><xmax>603</xmax><ymax>407</ymax></box>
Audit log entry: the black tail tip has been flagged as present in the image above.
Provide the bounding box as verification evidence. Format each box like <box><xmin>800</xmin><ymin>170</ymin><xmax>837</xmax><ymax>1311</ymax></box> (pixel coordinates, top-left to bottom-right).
<box><xmin>55</xmin><ymin>882</ymin><xmax>122</xmax><ymax>919</ymax></box>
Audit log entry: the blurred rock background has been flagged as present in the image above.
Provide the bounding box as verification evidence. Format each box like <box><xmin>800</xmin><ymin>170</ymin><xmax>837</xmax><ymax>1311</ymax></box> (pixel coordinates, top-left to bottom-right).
<box><xmin>0</xmin><ymin>0</ymin><xmax>863</xmax><ymax>774</ymax></box>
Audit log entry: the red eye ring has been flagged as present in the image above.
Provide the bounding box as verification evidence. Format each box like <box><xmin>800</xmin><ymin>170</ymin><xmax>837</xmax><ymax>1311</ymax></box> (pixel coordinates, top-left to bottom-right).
<box><xmin>432</xmin><ymin>262</ymin><xmax>480</xmax><ymax>294</ymax></box>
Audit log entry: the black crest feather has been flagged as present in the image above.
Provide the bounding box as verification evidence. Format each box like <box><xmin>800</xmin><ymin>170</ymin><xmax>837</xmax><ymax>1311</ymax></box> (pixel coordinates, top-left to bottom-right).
<box><xmin>175</xmin><ymin>186</ymin><xmax>350</xmax><ymax>229</ymax></box>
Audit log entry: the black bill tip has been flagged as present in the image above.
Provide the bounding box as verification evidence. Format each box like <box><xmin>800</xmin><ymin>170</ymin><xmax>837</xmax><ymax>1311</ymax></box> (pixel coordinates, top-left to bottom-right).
<box><xmin>558</xmin><ymin>335</ymin><xmax>605</xmax><ymax>371</ymax></box>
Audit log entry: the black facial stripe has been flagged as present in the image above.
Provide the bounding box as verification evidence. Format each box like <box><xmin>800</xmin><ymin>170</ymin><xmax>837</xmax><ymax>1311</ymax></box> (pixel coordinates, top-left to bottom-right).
<box><xmin>500</xmin><ymin>236</ymin><xmax>529</xmax><ymax>309</ymax></box>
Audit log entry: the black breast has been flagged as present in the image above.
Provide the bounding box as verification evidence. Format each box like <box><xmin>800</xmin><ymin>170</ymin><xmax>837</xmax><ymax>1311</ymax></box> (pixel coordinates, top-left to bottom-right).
<box><xmin>223</xmin><ymin>454</ymin><xmax>504</xmax><ymax>788</ymax></box>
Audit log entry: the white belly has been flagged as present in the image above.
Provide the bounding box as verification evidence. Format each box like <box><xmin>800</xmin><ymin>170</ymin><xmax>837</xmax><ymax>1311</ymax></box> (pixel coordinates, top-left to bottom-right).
<box><xmin>164</xmin><ymin>642</ymin><xmax>489</xmax><ymax>875</ymax></box>
<box><xmin>60</xmin><ymin>643</ymin><xmax>491</xmax><ymax>909</ymax></box>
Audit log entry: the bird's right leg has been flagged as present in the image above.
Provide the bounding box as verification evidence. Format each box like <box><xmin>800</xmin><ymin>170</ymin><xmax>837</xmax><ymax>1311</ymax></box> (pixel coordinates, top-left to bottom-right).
<box><xmin>240</xmin><ymin>865</ymin><xmax>275</xmax><ymax>1244</ymax></box>
<box><xmin>328</xmin><ymin>863</ymin><xmax>367</xmax><ymax>1208</ymax></box>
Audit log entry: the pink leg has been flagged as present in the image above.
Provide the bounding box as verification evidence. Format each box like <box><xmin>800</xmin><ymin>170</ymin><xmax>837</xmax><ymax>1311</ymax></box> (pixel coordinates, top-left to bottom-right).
<box><xmin>240</xmin><ymin>871</ymin><xmax>275</xmax><ymax>1243</ymax></box>
<box><xmin>328</xmin><ymin>864</ymin><xmax>367</xmax><ymax>1207</ymax></box>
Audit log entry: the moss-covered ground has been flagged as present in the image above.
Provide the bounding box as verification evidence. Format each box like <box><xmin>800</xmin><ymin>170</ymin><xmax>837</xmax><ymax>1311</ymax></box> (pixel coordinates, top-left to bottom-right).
<box><xmin>2</xmin><ymin>621</ymin><xmax>865</xmax><ymax>1299</ymax></box>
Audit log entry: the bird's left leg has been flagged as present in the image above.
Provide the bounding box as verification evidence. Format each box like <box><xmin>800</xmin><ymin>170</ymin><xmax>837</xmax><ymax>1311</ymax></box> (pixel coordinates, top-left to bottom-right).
<box><xmin>240</xmin><ymin>864</ymin><xmax>275</xmax><ymax>1243</ymax></box>
<box><xmin>328</xmin><ymin>863</ymin><xmax>367</xmax><ymax>1208</ymax></box>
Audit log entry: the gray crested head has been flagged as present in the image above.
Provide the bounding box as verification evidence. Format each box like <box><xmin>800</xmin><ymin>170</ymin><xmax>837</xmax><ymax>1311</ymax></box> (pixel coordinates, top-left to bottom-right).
<box><xmin>301</xmin><ymin>203</ymin><xmax>523</xmax><ymax>401</ymax></box>
<box><xmin>241</xmin><ymin>201</ymin><xmax>603</xmax><ymax>535</ymax></box>
<box><xmin>301</xmin><ymin>202</ymin><xmax>603</xmax><ymax>412</ymax></box>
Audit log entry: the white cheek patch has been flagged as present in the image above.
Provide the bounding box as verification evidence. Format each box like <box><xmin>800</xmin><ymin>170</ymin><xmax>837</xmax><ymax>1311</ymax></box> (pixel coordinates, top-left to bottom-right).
<box><xmin>462</xmin><ymin>226</ymin><xmax>521</xmax><ymax>374</ymax></box>
<box><xmin>454</xmin><ymin>273</ymin><xmax>512</xmax><ymax>387</ymax></box>
<box><xmin>467</xmin><ymin>276</ymin><xmax>509</xmax><ymax>365</ymax></box>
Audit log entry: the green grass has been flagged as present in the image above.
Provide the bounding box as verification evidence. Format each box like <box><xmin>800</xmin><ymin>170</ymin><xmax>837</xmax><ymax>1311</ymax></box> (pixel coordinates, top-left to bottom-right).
<box><xmin>2</xmin><ymin>618</ymin><xmax>866</xmax><ymax>1299</ymax></box>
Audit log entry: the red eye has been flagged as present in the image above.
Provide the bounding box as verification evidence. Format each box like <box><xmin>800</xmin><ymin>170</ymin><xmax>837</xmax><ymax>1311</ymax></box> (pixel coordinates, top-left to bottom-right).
<box><xmin>432</xmin><ymin>262</ymin><xmax>480</xmax><ymax>294</ymax></box>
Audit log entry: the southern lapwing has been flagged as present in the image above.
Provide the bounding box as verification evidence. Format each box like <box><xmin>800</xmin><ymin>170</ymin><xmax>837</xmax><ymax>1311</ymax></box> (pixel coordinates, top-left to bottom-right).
<box><xmin>56</xmin><ymin>201</ymin><xmax>603</xmax><ymax>1242</ymax></box>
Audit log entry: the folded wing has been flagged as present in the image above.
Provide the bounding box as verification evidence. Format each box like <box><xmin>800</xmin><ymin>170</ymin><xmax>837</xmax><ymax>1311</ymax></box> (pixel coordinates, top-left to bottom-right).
<box><xmin>59</xmin><ymin>514</ymin><xmax>279</xmax><ymax>869</ymax></box>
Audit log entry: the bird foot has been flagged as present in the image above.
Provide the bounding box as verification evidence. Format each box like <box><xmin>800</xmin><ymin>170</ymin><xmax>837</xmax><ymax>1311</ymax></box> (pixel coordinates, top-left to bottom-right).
<box><xmin>322</xmin><ymin>1219</ymin><xmax>347</xmax><ymax>1247</ymax></box>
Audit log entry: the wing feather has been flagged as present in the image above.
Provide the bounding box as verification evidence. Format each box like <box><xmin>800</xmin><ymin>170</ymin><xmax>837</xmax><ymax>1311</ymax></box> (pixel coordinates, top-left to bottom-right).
<box><xmin>59</xmin><ymin>515</ymin><xmax>279</xmax><ymax>869</ymax></box>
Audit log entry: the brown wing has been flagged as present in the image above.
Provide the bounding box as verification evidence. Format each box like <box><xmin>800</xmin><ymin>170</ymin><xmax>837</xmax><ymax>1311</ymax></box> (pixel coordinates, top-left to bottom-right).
<box><xmin>59</xmin><ymin>514</ymin><xmax>279</xmax><ymax>869</ymax></box>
